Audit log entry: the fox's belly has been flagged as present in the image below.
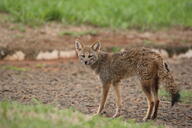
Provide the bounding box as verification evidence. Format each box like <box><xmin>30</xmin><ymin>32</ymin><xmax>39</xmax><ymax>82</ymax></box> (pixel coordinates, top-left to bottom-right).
<box><xmin>112</xmin><ymin>67</ymin><xmax>137</xmax><ymax>80</ymax></box>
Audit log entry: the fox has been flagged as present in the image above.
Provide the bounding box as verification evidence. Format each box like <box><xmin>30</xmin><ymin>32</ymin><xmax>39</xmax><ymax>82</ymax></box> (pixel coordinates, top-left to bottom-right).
<box><xmin>75</xmin><ymin>40</ymin><xmax>180</xmax><ymax>121</ymax></box>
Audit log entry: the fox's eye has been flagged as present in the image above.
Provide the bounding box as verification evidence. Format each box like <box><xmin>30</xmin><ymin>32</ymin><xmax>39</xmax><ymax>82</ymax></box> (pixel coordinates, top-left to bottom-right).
<box><xmin>88</xmin><ymin>55</ymin><xmax>93</xmax><ymax>58</ymax></box>
<box><xmin>80</xmin><ymin>55</ymin><xmax>85</xmax><ymax>58</ymax></box>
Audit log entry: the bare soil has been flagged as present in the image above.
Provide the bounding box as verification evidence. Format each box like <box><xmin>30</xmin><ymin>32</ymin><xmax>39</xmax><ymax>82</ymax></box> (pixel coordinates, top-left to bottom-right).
<box><xmin>0</xmin><ymin>58</ymin><xmax>192</xmax><ymax>128</ymax></box>
<box><xmin>0</xmin><ymin>22</ymin><xmax>192</xmax><ymax>54</ymax></box>
<box><xmin>0</xmin><ymin>20</ymin><xmax>192</xmax><ymax>128</ymax></box>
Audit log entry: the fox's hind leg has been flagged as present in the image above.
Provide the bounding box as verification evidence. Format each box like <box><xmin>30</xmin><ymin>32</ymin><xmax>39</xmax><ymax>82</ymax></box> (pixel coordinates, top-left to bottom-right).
<box><xmin>112</xmin><ymin>83</ymin><xmax>122</xmax><ymax>118</ymax></box>
<box><xmin>141</xmin><ymin>80</ymin><xmax>154</xmax><ymax>121</ymax></box>
<box><xmin>151</xmin><ymin>75</ymin><xmax>160</xmax><ymax>120</ymax></box>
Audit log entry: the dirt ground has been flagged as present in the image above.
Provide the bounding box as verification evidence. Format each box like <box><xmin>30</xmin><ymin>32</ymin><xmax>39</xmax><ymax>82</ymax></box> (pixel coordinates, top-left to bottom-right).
<box><xmin>0</xmin><ymin>58</ymin><xmax>192</xmax><ymax>128</ymax></box>
<box><xmin>0</xmin><ymin>22</ymin><xmax>192</xmax><ymax>52</ymax></box>
<box><xmin>0</xmin><ymin>21</ymin><xmax>192</xmax><ymax>128</ymax></box>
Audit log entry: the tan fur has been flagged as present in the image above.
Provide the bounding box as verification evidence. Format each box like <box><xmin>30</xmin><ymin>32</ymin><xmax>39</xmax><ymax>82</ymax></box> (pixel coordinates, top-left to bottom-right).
<box><xmin>75</xmin><ymin>41</ymin><xmax>179</xmax><ymax>121</ymax></box>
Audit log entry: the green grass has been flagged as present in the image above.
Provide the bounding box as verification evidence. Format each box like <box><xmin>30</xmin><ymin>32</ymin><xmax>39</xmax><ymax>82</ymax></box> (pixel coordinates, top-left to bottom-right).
<box><xmin>59</xmin><ymin>30</ymin><xmax>97</xmax><ymax>37</ymax></box>
<box><xmin>0</xmin><ymin>13</ymin><xmax>11</xmax><ymax>23</ymax></box>
<box><xmin>0</xmin><ymin>101</ymin><xmax>163</xmax><ymax>128</ymax></box>
<box><xmin>1</xmin><ymin>65</ymin><xmax>29</xmax><ymax>71</ymax></box>
<box><xmin>35</xmin><ymin>64</ymin><xmax>46</xmax><ymax>68</ymax></box>
<box><xmin>8</xmin><ymin>24</ymin><xmax>26</xmax><ymax>32</ymax></box>
<box><xmin>159</xmin><ymin>89</ymin><xmax>192</xmax><ymax>104</ymax></box>
<box><xmin>0</xmin><ymin>0</ymin><xmax>191</xmax><ymax>29</ymax></box>
<box><xmin>111</xmin><ymin>47</ymin><xmax>122</xmax><ymax>53</ymax></box>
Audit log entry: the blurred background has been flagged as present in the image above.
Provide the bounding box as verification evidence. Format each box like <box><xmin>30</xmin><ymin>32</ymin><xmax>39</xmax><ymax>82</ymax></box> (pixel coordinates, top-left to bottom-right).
<box><xmin>0</xmin><ymin>0</ymin><xmax>192</xmax><ymax>128</ymax></box>
<box><xmin>0</xmin><ymin>0</ymin><xmax>192</xmax><ymax>59</ymax></box>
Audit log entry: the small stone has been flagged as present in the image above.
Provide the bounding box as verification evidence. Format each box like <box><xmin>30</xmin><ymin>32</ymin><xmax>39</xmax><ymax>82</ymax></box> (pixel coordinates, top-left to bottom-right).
<box><xmin>36</xmin><ymin>50</ymin><xmax>59</xmax><ymax>60</ymax></box>
<box><xmin>176</xmin><ymin>49</ymin><xmax>192</xmax><ymax>58</ymax></box>
<box><xmin>151</xmin><ymin>49</ymin><xmax>169</xmax><ymax>58</ymax></box>
<box><xmin>4</xmin><ymin>51</ymin><xmax>25</xmax><ymax>60</ymax></box>
<box><xmin>59</xmin><ymin>50</ymin><xmax>76</xmax><ymax>58</ymax></box>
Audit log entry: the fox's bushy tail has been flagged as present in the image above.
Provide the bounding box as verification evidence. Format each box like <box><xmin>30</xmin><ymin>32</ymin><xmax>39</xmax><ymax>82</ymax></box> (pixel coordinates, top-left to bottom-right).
<box><xmin>158</xmin><ymin>62</ymin><xmax>180</xmax><ymax>106</ymax></box>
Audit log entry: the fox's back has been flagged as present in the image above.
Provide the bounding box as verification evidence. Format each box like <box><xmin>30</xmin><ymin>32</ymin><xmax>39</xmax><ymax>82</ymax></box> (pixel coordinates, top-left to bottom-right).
<box><xmin>112</xmin><ymin>47</ymin><xmax>162</xmax><ymax>63</ymax></box>
<box><xmin>109</xmin><ymin>48</ymin><xmax>163</xmax><ymax>80</ymax></box>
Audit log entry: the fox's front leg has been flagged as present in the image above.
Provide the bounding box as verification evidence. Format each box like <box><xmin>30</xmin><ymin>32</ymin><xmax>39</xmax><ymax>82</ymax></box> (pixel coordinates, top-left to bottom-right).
<box><xmin>96</xmin><ymin>83</ymin><xmax>111</xmax><ymax>115</ymax></box>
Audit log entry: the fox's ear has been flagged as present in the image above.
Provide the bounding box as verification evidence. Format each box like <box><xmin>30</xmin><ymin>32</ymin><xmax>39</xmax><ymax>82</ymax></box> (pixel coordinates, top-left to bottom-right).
<box><xmin>75</xmin><ymin>40</ymin><xmax>83</xmax><ymax>52</ymax></box>
<box><xmin>91</xmin><ymin>42</ymin><xmax>101</xmax><ymax>51</ymax></box>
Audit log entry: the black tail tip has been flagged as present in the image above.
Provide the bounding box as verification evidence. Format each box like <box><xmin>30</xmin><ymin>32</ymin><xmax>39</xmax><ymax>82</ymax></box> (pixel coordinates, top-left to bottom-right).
<box><xmin>171</xmin><ymin>92</ymin><xmax>180</xmax><ymax>107</ymax></box>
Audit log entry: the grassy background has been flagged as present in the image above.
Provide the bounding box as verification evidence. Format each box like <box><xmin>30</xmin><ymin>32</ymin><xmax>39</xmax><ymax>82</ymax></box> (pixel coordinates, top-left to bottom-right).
<box><xmin>159</xmin><ymin>89</ymin><xmax>192</xmax><ymax>104</ymax></box>
<box><xmin>0</xmin><ymin>101</ymin><xmax>163</xmax><ymax>128</ymax></box>
<box><xmin>0</xmin><ymin>0</ymin><xmax>191</xmax><ymax>28</ymax></box>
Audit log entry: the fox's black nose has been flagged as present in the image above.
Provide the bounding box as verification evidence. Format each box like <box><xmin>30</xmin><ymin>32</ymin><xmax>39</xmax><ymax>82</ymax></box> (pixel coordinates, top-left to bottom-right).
<box><xmin>85</xmin><ymin>61</ymin><xmax>88</xmax><ymax>65</ymax></box>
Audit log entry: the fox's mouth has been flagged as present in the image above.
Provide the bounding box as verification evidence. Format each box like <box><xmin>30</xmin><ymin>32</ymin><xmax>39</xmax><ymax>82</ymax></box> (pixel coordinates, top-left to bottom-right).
<box><xmin>84</xmin><ymin>61</ymin><xmax>93</xmax><ymax>65</ymax></box>
<box><xmin>83</xmin><ymin>61</ymin><xmax>88</xmax><ymax>65</ymax></box>
<box><xmin>81</xmin><ymin>61</ymin><xmax>95</xmax><ymax>65</ymax></box>
<box><xmin>80</xmin><ymin>60</ymin><xmax>90</xmax><ymax>65</ymax></box>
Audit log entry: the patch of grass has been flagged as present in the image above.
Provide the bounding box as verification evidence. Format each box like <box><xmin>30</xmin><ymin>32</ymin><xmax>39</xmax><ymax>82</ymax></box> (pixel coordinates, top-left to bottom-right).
<box><xmin>59</xmin><ymin>30</ymin><xmax>97</xmax><ymax>37</ymax></box>
<box><xmin>0</xmin><ymin>13</ymin><xmax>6</xmax><ymax>22</ymax></box>
<box><xmin>2</xmin><ymin>65</ymin><xmax>29</xmax><ymax>71</ymax></box>
<box><xmin>159</xmin><ymin>89</ymin><xmax>192</xmax><ymax>104</ymax></box>
<box><xmin>36</xmin><ymin>64</ymin><xmax>45</xmax><ymax>68</ymax></box>
<box><xmin>111</xmin><ymin>47</ymin><xmax>121</xmax><ymax>53</ymax></box>
<box><xmin>0</xmin><ymin>0</ymin><xmax>191</xmax><ymax>29</ymax></box>
<box><xmin>44</xmin><ymin>8</ymin><xmax>62</xmax><ymax>22</ymax></box>
<box><xmin>13</xmin><ymin>34</ymin><xmax>24</xmax><ymax>38</ymax></box>
<box><xmin>0</xmin><ymin>101</ymin><xmax>163</xmax><ymax>128</ymax></box>
<box><xmin>8</xmin><ymin>24</ymin><xmax>26</xmax><ymax>32</ymax></box>
<box><xmin>16</xmin><ymin>24</ymin><xmax>26</xmax><ymax>32</ymax></box>
<box><xmin>143</xmin><ymin>40</ymin><xmax>155</xmax><ymax>46</ymax></box>
<box><xmin>0</xmin><ymin>13</ymin><xmax>12</xmax><ymax>23</ymax></box>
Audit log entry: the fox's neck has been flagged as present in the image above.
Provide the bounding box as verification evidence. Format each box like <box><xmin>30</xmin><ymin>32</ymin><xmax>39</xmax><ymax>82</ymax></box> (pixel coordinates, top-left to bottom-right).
<box><xmin>90</xmin><ymin>51</ymin><xmax>109</xmax><ymax>73</ymax></box>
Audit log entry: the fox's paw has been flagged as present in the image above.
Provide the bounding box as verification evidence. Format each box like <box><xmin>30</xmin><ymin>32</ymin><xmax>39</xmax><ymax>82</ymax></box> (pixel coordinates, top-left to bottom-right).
<box><xmin>151</xmin><ymin>114</ymin><xmax>157</xmax><ymax>120</ymax></box>
<box><xmin>143</xmin><ymin>116</ymin><xmax>150</xmax><ymax>122</ymax></box>
<box><xmin>112</xmin><ymin>113</ymin><xmax>120</xmax><ymax>118</ymax></box>
<box><xmin>92</xmin><ymin>111</ymin><xmax>105</xmax><ymax>117</ymax></box>
<box><xmin>112</xmin><ymin>108</ymin><xmax>121</xmax><ymax>118</ymax></box>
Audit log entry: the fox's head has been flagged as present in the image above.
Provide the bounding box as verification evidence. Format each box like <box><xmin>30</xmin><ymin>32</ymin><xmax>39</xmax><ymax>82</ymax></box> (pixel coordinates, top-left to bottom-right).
<box><xmin>75</xmin><ymin>41</ymin><xmax>101</xmax><ymax>65</ymax></box>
